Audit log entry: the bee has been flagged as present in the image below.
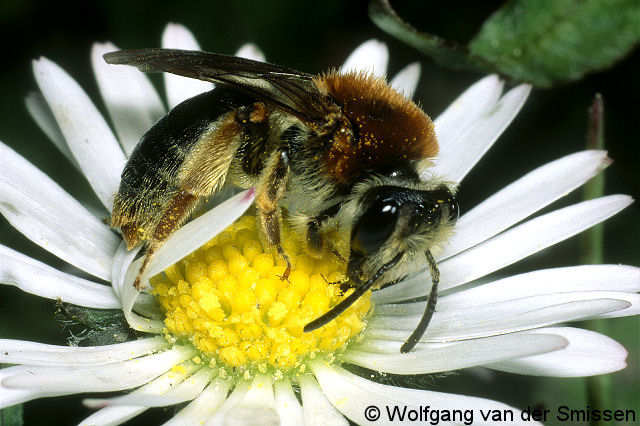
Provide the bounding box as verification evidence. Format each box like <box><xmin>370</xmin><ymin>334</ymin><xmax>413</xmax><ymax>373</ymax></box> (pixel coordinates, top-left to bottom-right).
<box><xmin>104</xmin><ymin>48</ymin><xmax>459</xmax><ymax>353</ymax></box>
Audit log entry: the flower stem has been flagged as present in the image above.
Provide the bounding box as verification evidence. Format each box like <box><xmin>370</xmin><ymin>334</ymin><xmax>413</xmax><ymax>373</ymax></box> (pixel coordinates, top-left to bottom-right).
<box><xmin>581</xmin><ymin>94</ymin><xmax>610</xmax><ymax>426</ymax></box>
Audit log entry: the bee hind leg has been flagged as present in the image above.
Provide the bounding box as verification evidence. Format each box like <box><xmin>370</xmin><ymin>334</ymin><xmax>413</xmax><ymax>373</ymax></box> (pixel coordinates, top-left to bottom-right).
<box><xmin>132</xmin><ymin>245</ymin><xmax>156</xmax><ymax>291</ymax></box>
<box><xmin>133</xmin><ymin>189</ymin><xmax>199</xmax><ymax>290</ymax></box>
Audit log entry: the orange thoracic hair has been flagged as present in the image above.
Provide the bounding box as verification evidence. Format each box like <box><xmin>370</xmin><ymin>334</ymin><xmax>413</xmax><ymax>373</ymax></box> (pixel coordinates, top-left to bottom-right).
<box><xmin>314</xmin><ymin>71</ymin><xmax>438</xmax><ymax>184</ymax></box>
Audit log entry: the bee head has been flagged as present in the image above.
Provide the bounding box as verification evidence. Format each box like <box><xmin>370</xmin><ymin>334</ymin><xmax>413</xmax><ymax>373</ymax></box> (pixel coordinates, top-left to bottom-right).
<box><xmin>347</xmin><ymin>184</ymin><xmax>458</xmax><ymax>285</ymax></box>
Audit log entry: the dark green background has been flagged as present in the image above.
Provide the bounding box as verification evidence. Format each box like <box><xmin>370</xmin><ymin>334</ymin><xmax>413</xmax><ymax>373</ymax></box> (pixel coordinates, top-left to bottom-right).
<box><xmin>0</xmin><ymin>1</ymin><xmax>637</xmax><ymax>425</ymax></box>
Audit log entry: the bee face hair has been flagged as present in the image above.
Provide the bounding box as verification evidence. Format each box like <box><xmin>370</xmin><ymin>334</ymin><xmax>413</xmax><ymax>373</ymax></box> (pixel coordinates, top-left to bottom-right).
<box><xmin>345</xmin><ymin>178</ymin><xmax>458</xmax><ymax>287</ymax></box>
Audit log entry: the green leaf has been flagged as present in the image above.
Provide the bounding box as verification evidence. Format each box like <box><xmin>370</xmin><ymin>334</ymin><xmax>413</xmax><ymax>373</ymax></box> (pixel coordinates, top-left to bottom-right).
<box><xmin>369</xmin><ymin>0</ymin><xmax>639</xmax><ymax>87</ymax></box>
<box><xmin>368</xmin><ymin>0</ymin><xmax>486</xmax><ymax>71</ymax></box>
<box><xmin>55</xmin><ymin>301</ymin><xmax>139</xmax><ymax>346</ymax></box>
<box><xmin>469</xmin><ymin>0</ymin><xmax>640</xmax><ymax>87</ymax></box>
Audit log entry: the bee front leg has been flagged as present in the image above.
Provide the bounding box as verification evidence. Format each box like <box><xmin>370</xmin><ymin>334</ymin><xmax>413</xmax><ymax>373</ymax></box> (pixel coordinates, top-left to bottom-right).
<box><xmin>305</xmin><ymin>203</ymin><xmax>342</xmax><ymax>257</ymax></box>
<box><xmin>255</xmin><ymin>149</ymin><xmax>291</xmax><ymax>280</ymax></box>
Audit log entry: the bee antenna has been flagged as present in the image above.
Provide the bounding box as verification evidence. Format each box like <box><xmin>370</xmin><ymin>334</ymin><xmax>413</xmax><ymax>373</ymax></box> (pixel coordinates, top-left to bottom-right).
<box><xmin>400</xmin><ymin>250</ymin><xmax>439</xmax><ymax>353</ymax></box>
<box><xmin>304</xmin><ymin>251</ymin><xmax>404</xmax><ymax>333</ymax></box>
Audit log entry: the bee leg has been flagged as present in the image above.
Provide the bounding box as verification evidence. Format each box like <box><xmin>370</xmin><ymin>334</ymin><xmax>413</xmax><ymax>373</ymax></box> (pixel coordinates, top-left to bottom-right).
<box><xmin>255</xmin><ymin>149</ymin><xmax>291</xmax><ymax>281</ymax></box>
<box><xmin>133</xmin><ymin>189</ymin><xmax>198</xmax><ymax>290</ymax></box>
<box><xmin>400</xmin><ymin>250</ymin><xmax>439</xmax><ymax>353</ymax></box>
<box><xmin>305</xmin><ymin>203</ymin><xmax>342</xmax><ymax>256</ymax></box>
<box><xmin>120</xmin><ymin>223</ymin><xmax>143</xmax><ymax>250</ymax></box>
<box><xmin>338</xmin><ymin>278</ymin><xmax>354</xmax><ymax>293</ymax></box>
<box><xmin>277</xmin><ymin>246</ymin><xmax>292</xmax><ymax>282</ymax></box>
<box><xmin>133</xmin><ymin>246</ymin><xmax>155</xmax><ymax>291</ymax></box>
<box><xmin>306</xmin><ymin>218</ymin><xmax>324</xmax><ymax>255</ymax></box>
<box><xmin>319</xmin><ymin>272</ymin><xmax>351</xmax><ymax>290</ymax></box>
<box><xmin>304</xmin><ymin>251</ymin><xmax>404</xmax><ymax>332</ymax></box>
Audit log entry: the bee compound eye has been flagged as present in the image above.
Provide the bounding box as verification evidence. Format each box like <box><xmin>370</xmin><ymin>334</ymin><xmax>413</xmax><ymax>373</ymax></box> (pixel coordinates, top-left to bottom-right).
<box><xmin>351</xmin><ymin>197</ymin><xmax>400</xmax><ymax>256</ymax></box>
<box><xmin>417</xmin><ymin>188</ymin><xmax>459</xmax><ymax>227</ymax></box>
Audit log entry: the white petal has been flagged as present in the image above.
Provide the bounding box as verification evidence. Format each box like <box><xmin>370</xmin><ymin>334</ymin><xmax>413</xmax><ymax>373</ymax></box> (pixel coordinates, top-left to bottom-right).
<box><xmin>224</xmin><ymin>374</ymin><xmax>280</xmax><ymax>425</ymax></box>
<box><xmin>206</xmin><ymin>381</ymin><xmax>250</xmax><ymax>425</ymax></box>
<box><xmin>298</xmin><ymin>374</ymin><xmax>348</xmax><ymax>426</ymax></box>
<box><xmin>112</xmin><ymin>239</ymin><xmax>139</xmax><ymax>298</ymax></box>
<box><xmin>162</xmin><ymin>23</ymin><xmax>214</xmax><ymax>108</ymax></box>
<box><xmin>33</xmin><ymin>57</ymin><xmax>126</xmax><ymax>210</ymax></box>
<box><xmin>369</xmin><ymin>295</ymin><xmax>630</xmax><ymax>342</ymax></box>
<box><xmin>83</xmin><ymin>362</ymin><xmax>208</xmax><ymax>408</ymax></box>
<box><xmin>344</xmin><ymin>332</ymin><xmax>567</xmax><ymax>374</ymax></box>
<box><xmin>121</xmin><ymin>275</ymin><xmax>165</xmax><ymax>334</ymax></box>
<box><xmin>390</xmin><ymin>62</ymin><xmax>421</xmax><ymax>98</ymax></box>
<box><xmin>274</xmin><ymin>380</ymin><xmax>304</xmax><ymax>426</ymax></box>
<box><xmin>374</xmin><ymin>195</ymin><xmax>633</xmax><ymax>303</ymax></box>
<box><xmin>0</xmin><ymin>336</ymin><xmax>168</xmax><ymax>366</ymax></box>
<box><xmin>431</xmin><ymin>82</ymin><xmax>531</xmax><ymax>183</ymax></box>
<box><xmin>151</xmin><ymin>365</ymin><xmax>211</xmax><ymax>405</ymax></box>
<box><xmin>487</xmin><ymin>327</ymin><xmax>628</xmax><ymax>377</ymax></box>
<box><xmin>443</xmin><ymin>150</ymin><xmax>612</xmax><ymax>258</ymax></box>
<box><xmin>438</xmin><ymin>195</ymin><xmax>633</xmax><ymax>291</ymax></box>
<box><xmin>0</xmin><ymin>245</ymin><xmax>119</xmax><ymax>308</ymax></box>
<box><xmin>166</xmin><ymin>378</ymin><xmax>233</xmax><ymax>425</ymax></box>
<box><xmin>311</xmin><ymin>360</ymin><xmax>542</xmax><ymax>426</ymax></box>
<box><xmin>1</xmin><ymin>366</ymin><xmax>76</xmax><ymax>407</ymax></box>
<box><xmin>0</xmin><ymin>366</ymin><xmax>46</xmax><ymax>408</ymax></box>
<box><xmin>24</xmin><ymin>92</ymin><xmax>79</xmax><ymax>170</ymax></box>
<box><xmin>437</xmin><ymin>265</ymin><xmax>640</xmax><ymax>311</ymax></box>
<box><xmin>433</xmin><ymin>75</ymin><xmax>503</xmax><ymax>147</ymax></box>
<box><xmin>112</xmin><ymin>239</ymin><xmax>166</xmax><ymax>322</ymax></box>
<box><xmin>155</xmin><ymin>366</ymin><xmax>212</xmax><ymax>404</ymax></box>
<box><xmin>80</xmin><ymin>363</ymin><xmax>201</xmax><ymax>425</ymax></box>
<box><xmin>112</xmin><ymin>240</ymin><xmax>160</xmax><ymax>317</ymax></box>
<box><xmin>139</xmin><ymin>188</ymin><xmax>255</xmax><ymax>281</ymax></box>
<box><xmin>591</xmin><ymin>296</ymin><xmax>639</xmax><ymax>318</ymax></box>
<box><xmin>341</xmin><ymin>39</ymin><xmax>388</xmax><ymax>76</ymax></box>
<box><xmin>2</xmin><ymin>345</ymin><xmax>195</xmax><ymax>394</ymax></box>
<box><xmin>235</xmin><ymin>43</ymin><xmax>266</xmax><ymax>62</ymax></box>
<box><xmin>111</xmin><ymin>239</ymin><xmax>164</xmax><ymax>333</ymax></box>
<box><xmin>0</xmin><ymin>142</ymin><xmax>119</xmax><ymax>280</ymax></box>
<box><xmin>132</xmin><ymin>291</ymin><xmax>163</xmax><ymax>318</ymax></box>
<box><xmin>79</xmin><ymin>406</ymin><xmax>146</xmax><ymax>426</ymax></box>
<box><xmin>92</xmin><ymin>42</ymin><xmax>166</xmax><ymax>156</ymax></box>
<box><xmin>161</xmin><ymin>22</ymin><xmax>202</xmax><ymax>50</ymax></box>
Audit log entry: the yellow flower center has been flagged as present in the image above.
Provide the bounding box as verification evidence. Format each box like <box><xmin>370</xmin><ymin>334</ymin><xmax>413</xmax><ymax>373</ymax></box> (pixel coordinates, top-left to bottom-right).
<box><xmin>151</xmin><ymin>212</ymin><xmax>371</xmax><ymax>376</ymax></box>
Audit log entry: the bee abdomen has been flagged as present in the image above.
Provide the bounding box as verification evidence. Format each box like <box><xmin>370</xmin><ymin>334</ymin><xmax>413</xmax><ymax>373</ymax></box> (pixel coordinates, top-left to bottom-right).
<box><xmin>111</xmin><ymin>87</ymin><xmax>257</xmax><ymax>247</ymax></box>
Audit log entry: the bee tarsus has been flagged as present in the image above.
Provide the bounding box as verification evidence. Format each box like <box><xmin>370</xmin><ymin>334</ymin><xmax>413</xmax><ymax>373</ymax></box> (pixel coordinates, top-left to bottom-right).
<box><xmin>276</xmin><ymin>245</ymin><xmax>292</xmax><ymax>282</ymax></box>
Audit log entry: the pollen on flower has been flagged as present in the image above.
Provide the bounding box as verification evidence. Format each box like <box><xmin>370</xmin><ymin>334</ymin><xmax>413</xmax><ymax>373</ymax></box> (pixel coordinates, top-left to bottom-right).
<box><xmin>171</xmin><ymin>364</ymin><xmax>187</xmax><ymax>374</ymax></box>
<box><xmin>152</xmin><ymin>213</ymin><xmax>372</xmax><ymax>375</ymax></box>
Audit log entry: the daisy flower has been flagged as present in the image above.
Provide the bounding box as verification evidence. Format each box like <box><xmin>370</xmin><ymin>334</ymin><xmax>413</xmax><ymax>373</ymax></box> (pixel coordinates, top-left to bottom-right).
<box><xmin>1</xmin><ymin>23</ymin><xmax>638</xmax><ymax>425</ymax></box>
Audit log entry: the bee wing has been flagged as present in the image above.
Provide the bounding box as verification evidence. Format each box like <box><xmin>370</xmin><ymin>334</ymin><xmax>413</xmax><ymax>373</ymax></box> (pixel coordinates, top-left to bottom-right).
<box><xmin>103</xmin><ymin>48</ymin><xmax>339</xmax><ymax>124</ymax></box>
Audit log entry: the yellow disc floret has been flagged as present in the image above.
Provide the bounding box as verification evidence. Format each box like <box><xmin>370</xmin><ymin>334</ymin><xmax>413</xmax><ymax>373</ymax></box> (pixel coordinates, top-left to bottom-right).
<box><xmin>152</xmin><ymin>213</ymin><xmax>371</xmax><ymax>374</ymax></box>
